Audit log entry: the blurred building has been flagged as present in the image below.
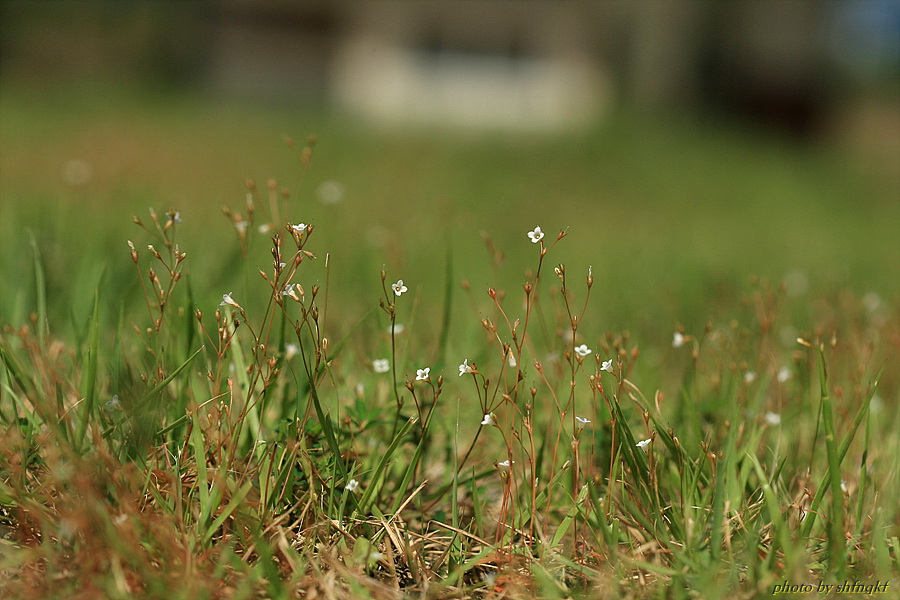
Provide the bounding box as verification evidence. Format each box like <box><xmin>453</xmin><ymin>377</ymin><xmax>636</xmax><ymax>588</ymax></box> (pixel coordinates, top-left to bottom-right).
<box><xmin>210</xmin><ymin>1</ymin><xmax>612</xmax><ymax>132</ymax></box>
<box><xmin>2</xmin><ymin>0</ymin><xmax>898</xmax><ymax>141</ymax></box>
<box><xmin>200</xmin><ymin>0</ymin><xmax>900</xmax><ymax>140</ymax></box>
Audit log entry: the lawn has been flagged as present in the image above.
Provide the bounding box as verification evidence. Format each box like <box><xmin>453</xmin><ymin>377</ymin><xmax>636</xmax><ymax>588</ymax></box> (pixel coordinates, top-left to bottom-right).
<box><xmin>0</xmin><ymin>85</ymin><xmax>897</xmax><ymax>599</ymax></box>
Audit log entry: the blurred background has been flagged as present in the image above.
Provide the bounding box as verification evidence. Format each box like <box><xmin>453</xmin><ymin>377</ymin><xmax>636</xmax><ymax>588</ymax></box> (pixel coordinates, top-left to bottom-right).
<box><xmin>1</xmin><ymin>0</ymin><xmax>898</xmax><ymax>358</ymax></box>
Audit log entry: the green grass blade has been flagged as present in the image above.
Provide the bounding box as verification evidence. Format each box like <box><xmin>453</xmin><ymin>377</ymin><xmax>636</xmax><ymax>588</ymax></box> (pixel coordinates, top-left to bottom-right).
<box><xmin>26</xmin><ymin>231</ymin><xmax>47</xmax><ymax>346</ymax></box>
<box><xmin>76</xmin><ymin>278</ymin><xmax>103</xmax><ymax>447</ymax></box>
<box><xmin>815</xmin><ymin>345</ymin><xmax>846</xmax><ymax>575</ymax></box>
<box><xmin>137</xmin><ymin>345</ymin><xmax>204</xmax><ymax>410</ymax></box>
<box><xmin>355</xmin><ymin>416</ymin><xmax>417</xmax><ymax>516</ymax></box>
<box><xmin>437</xmin><ymin>243</ymin><xmax>453</xmax><ymax>364</ymax></box>
<box><xmin>550</xmin><ymin>484</ymin><xmax>590</xmax><ymax>548</ymax></box>
<box><xmin>202</xmin><ymin>481</ymin><xmax>253</xmax><ymax>547</ymax></box>
<box><xmin>800</xmin><ymin>366</ymin><xmax>882</xmax><ymax>539</ymax></box>
<box><xmin>190</xmin><ymin>410</ymin><xmax>211</xmax><ymax>524</ymax></box>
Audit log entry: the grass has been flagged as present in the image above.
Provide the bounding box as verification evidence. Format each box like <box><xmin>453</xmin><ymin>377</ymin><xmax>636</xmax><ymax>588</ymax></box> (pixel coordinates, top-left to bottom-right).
<box><xmin>0</xmin><ymin>85</ymin><xmax>898</xmax><ymax>599</ymax></box>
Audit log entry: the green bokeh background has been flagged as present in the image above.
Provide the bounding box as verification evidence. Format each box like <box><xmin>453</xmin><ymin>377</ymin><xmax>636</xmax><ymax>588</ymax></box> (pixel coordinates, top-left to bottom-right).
<box><xmin>2</xmin><ymin>87</ymin><xmax>897</xmax><ymax>343</ymax></box>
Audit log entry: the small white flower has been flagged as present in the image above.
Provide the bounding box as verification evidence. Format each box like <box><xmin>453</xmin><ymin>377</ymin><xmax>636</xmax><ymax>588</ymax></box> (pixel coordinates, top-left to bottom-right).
<box><xmin>764</xmin><ymin>411</ymin><xmax>781</xmax><ymax>426</ymax></box>
<box><xmin>346</xmin><ymin>479</ymin><xmax>359</xmax><ymax>492</ymax></box>
<box><xmin>416</xmin><ymin>367</ymin><xmax>430</xmax><ymax>381</ymax></box>
<box><xmin>372</xmin><ymin>359</ymin><xmax>390</xmax><ymax>373</ymax></box>
<box><xmin>481</xmin><ymin>413</ymin><xmax>495</xmax><ymax>426</ymax></box>
<box><xmin>840</xmin><ymin>480</ymin><xmax>848</xmax><ymax>493</ymax></box>
<box><xmin>104</xmin><ymin>395</ymin><xmax>122</xmax><ymax>412</ymax></box>
<box><xmin>601</xmin><ymin>359</ymin><xmax>614</xmax><ymax>372</ymax></box>
<box><xmin>777</xmin><ymin>367</ymin><xmax>791</xmax><ymax>383</ymax></box>
<box><xmin>575</xmin><ymin>416</ymin><xmax>591</xmax><ymax>428</ymax></box>
<box><xmin>507</xmin><ymin>349</ymin><xmax>517</xmax><ymax>367</ymax></box>
<box><xmin>672</xmin><ymin>332</ymin><xmax>686</xmax><ymax>348</ymax></box>
<box><xmin>284</xmin><ymin>343</ymin><xmax>300</xmax><ymax>360</ymax></box>
<box><xmin>386</xmin><ymin>323</ymin><xmax>405</xmax><ymax>334</ymax></box>
<box><xmin>220</xmin><ymin>292</ymin><xmax>241</xmax><ymax>309</ymax></box>
<box><xmin>498</xmin><ymin>459</ymin><xmax>514</xmax><ymax>468</ymax></box>
<box><xmin>391</xmin><ymin>280</ymin><xmax>408</xmax><ymax>296</ymax></box>
<box><xmin>527</xmin><ymin>226</ymin><xmax>544</xmax><ymax>243</ymax></box>
<box><xmin>459</xmin><ymin>359</ymin><xmax>474</xmax><ymax>376</ymax></box>
<box><xmin>744</xmin><ymin>371</ymin><xmax>757</xmax><ymax>385</ymax></box>
<box><xmin>291</xmin><ymin>223</ymin><xmax>307</xmax><ymax>234</ymax></box>
<box><xmin>281</xmin><ymin>283</ymin><xmax>301</xmax><ymax>301</ymax></box>
<box><xmin>167</xmin><ymin>211</ymin><xmax>182</xmax><ymax>225</ymax></box>
<box><xmin>258</xmin><ymin>223</ymin><xmax>273</xmax><ymax>234</ymax></box>
<box><xmin>574</xmin><ymin>344</ymin><xmax>592</xmax><ymax>357</ymax></box>
<box><xmin>636</xmin><ymin>438</ymin><xmax>652</xmax><ymax>449</ymax></box>
<box><xmin>234</xmin><ymin>221</ymin><xmax>249</xmax><ymax>234</ymax></box>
